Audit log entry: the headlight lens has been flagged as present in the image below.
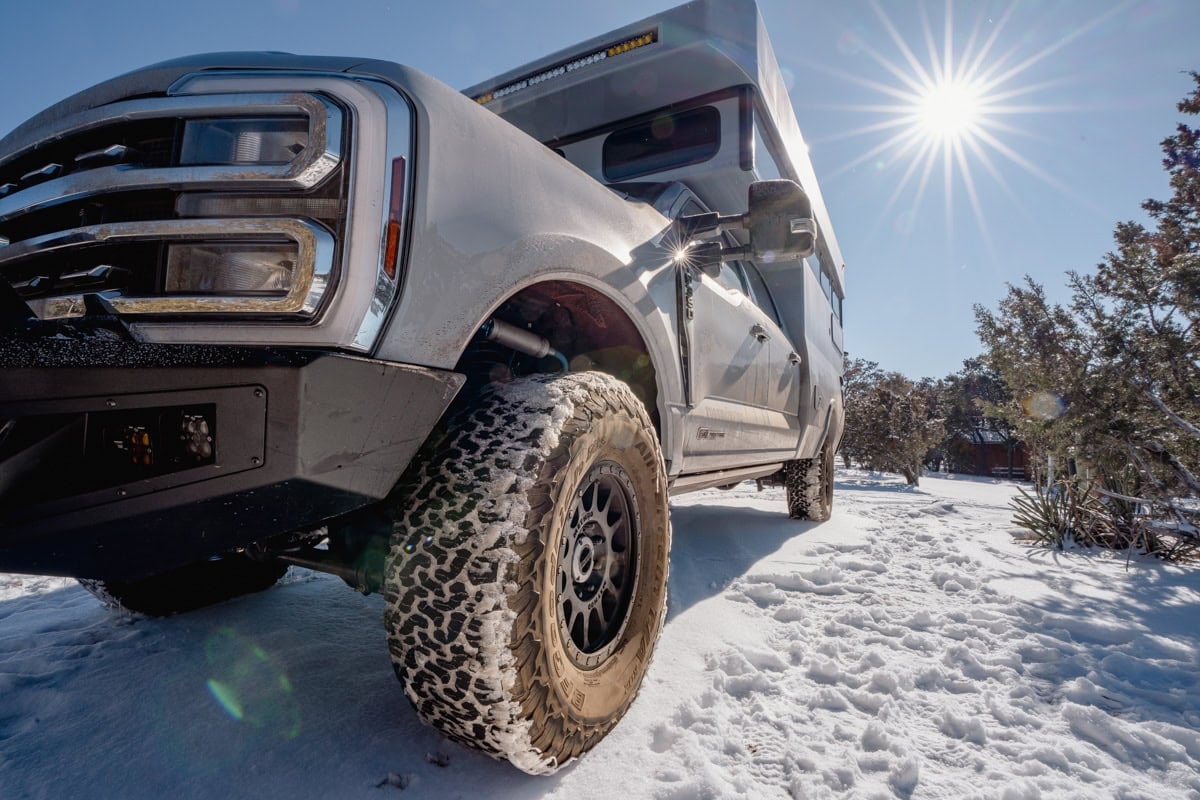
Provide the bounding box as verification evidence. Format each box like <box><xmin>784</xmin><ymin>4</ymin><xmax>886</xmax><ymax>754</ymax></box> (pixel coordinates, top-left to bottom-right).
<box><xmin>164</xmin><ymin>243</ymin><xmax>298</xmax><ymax>294</ymax></box>
<box><xmin>179</xmin><ymin>118</ymin><xmax>309</xmax><ymax>166</ymax></box>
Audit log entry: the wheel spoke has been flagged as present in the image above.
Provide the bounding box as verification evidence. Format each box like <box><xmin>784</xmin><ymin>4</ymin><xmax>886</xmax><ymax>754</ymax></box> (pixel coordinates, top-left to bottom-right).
<box><xmin>609</xmin><ymin>515</ymin><xmax>627</xmax><ymax>552</ymax></box>
<box><xmin>596</xmin><ymin>484</ymin><xmax>612</xmax><ymax>517</ymax></box>
<box><xmin>568</xmin><ymin>597</ymin><xmax>588</xmax><ymax>644</ymax></box>
<box><xmin>593</xmin><ymin>599</ymin><xmax>608</xmax><ymax>634</ymax></box>
<box><xmin>555</xmin><ymin>462</ymin><xmax>640</xmax><ymax>664</ymax></box>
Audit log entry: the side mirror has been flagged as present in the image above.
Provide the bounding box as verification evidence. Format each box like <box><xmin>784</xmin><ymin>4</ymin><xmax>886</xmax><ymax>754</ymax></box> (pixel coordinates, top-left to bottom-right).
<box><xmin>746</xmin><ymin>180</ymin><xmax>817</xmax><ymax>262</ymax></box>
<box><xmin>675</xmin><ymin>179</ymin><xmax>818</xmax><ymax>268</ymax></box>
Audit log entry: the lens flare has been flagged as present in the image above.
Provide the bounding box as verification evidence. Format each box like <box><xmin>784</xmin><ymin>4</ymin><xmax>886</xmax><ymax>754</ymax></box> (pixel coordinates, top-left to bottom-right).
<box><xmin>206</xmin><ymin>679</ymin><xmax>245</xmax><ymax>721</ymax></box>
<box><xmin>204</xmin><ymin>628</ymin><xmax>301</xmax><ymax>739</ymax></box>
<box><xmin>1022</xmin><ymin>391</ymin><xmax>1065</xmax><ymax>421</ymax></box>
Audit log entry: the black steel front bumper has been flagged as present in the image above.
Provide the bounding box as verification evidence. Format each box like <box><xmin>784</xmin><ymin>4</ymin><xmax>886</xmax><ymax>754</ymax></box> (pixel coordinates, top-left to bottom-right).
<box><xmin>0</xmin><ymin>341</ymin><xmax>464</xmax><ymax>580</ymax></box>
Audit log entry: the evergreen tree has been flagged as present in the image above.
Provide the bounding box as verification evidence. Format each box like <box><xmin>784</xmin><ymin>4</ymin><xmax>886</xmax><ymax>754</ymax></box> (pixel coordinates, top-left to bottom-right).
<box><xmin>936</xmin><ymin>358</ymin><xmax>1017</xmax><ymax>475</ymax></box>
<box><xmin>843</xmin><ymin>358</ymin><xmax>944</xmax><ymax>486</ymax></box>
<box><xmin>840</xmin><ymin>356</ymin><xmax>881</xmax><ymax>468</ymax></box>
<box><xmin>976</xmin><ymin>72</ymin><xmax>1200</xmax><ymax>513</ymax></box>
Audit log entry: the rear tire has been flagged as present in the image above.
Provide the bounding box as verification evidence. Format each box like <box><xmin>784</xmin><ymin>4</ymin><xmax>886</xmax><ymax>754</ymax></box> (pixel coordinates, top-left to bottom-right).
<box><xmin>383</xmin><ymin>372</ymin><xmax>670</xmax><ymax>774</ymax></box>
<box><xmin>784</xmin><ymin>441</ymin><xmax>835</xmax><ymax>521</ymax></box>
<box><xmin>78</xmin><ymin>556</ymin><xmax>287</xmax><ymax>616</ymax></box>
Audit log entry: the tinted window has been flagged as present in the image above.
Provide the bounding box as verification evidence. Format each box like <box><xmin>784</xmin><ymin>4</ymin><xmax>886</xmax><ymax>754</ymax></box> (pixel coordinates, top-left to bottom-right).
<box><xmin>714</xmin><ymin>262</ymin><xmax>745</xmax><ymax>295</ymax></box>
<box><xmin>740</xmin><ymin>261</ymin><xmax>783</xmax><ymax>326</ymax></box>
<box><xmin>603</xmin><ymin>106</ymin><xmax>721</xmax><ymax>181</ymax></box>
<box><xmin>808</xmin><ymin>255</ymin><xmax>837</xmax><ymax>306</ymax></box>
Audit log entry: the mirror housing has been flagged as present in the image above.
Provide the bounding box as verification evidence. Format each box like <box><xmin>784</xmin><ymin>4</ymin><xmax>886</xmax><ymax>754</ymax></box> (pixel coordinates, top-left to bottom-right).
<box><xmin>675</xmin><ymin>179</ymin><xmax>818</xmax><ymax>266</ymax></box>
<box><xmin>746</xmin><ymin>179</ymin><xmax>816</xmax><ymax>262</ymax></box>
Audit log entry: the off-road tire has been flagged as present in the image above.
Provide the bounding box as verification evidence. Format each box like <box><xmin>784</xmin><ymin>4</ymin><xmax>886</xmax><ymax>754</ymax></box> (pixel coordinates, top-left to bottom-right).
<box><xmin>784</xmin><ymin>441</ymin><xmax>835</xmax><ymax>521</ymax></box>
<box><xmin>383</xmin><ymin>372</ymin><xmax>670</xmax><ymax>774</ymax></box>
<box><xmin>78</xmin><ymin>556</ymin><xmax>288</xmax><ymax>616</ymax></box>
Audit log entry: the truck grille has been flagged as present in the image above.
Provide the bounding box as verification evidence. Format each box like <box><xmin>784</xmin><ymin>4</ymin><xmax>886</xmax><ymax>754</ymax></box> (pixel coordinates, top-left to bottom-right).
<box><xmin>0</xmin><ymin>92</ymin><xmax>345</xmax><ymax>319</ymax></box>
<box><xmin>0</xmin><ymin>120</ymin><xmax>178</xmax><ymax>202</ymax></box>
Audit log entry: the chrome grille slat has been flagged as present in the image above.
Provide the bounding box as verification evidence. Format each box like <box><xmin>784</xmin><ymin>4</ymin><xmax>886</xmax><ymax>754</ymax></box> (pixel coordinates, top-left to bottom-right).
<box><xmin>1</xmin><ymin>92</ymin><xmax>330</xmax><ymax>172</ymax></box>
<box><xmin>1</xmin><ymin>217</ymin><xmax>334</xmax><ymax>317</ymax></box>
<box><xmin>0</xmin><ymin>161</ymin><xmax>334</xmax><ymax>224</ymax></box>
<box><xmin>75</xmin><ymin>144</ymin><xmax>130</xmax><ymax>165</ymax></box>
<box><xmin>0</xmin><ymin>69</ymin><xmax>415</xmax><ymax>350</ymax></box>
<box><xmin>0</xmin><ymin>92</ymin><xmax>341</xmax><ymax>224</ymax></box>
<box><xmin>19</xmin><ymin>163</ymin><xmax>61</xmax><ymax>183</ymax></box>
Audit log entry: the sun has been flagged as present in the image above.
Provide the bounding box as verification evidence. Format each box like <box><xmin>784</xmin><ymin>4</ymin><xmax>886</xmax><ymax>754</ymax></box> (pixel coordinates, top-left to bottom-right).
<box><xmin>916</xmin><ymin>78</ymin><xmax>984</xmax><ymax>141</ymax></box>
<box><xmin>813</xmin><ymin>1</ymin><xmax>1120</xmax><ymax>251</ymax></box>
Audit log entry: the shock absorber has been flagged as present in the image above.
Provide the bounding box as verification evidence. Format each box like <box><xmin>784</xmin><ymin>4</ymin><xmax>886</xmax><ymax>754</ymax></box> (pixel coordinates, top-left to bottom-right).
<box><xmin>480</xmin><ymin>318</ymin><xmax>569</xmax><ymax>372</ymax></box>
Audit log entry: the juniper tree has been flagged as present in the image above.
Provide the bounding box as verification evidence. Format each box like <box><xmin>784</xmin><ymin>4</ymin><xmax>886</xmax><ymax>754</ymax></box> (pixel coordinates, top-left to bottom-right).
<box><xmin>976</xmin><ymin>72</ymin><xmax>1200</xmax><ymax>511</ymax></box>
<box><xmin>842</xmin><ymin>358</ymin><xmax>944</xmax><ymax>486</ymax></box>
<box><xmin>840</xmin><ymin>356</ymin><xmax>881</xmax><ymax>468</ymax></box>
<box><xmin>935</xmin><ymin>358</ymin><xmax>1018</xmax><ymax>475</ymax></box>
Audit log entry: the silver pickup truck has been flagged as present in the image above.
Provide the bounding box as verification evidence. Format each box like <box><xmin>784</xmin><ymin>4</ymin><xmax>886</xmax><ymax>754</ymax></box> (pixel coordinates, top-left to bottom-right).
<box><xmin>0</xmin><ymin>0</ymin><xmax>845</xmax><ymax>774</ymax></box>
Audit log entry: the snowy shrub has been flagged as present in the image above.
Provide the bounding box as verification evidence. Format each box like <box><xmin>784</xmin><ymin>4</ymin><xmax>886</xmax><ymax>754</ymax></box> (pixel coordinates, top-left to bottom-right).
<box><xmin>1083</xmin><ymin>468</ymin><xmax>1200</xmax><ymax>560</ymax></box>
<box><xmin>1011</xmin><ymin>478</ymin><xmax>1104</xmax><ymax>549</ymax></box>
<box><xmin>1012</xmin><ymin>475</ymin><xmax>1200</xmax><ymax>560</ymax></box>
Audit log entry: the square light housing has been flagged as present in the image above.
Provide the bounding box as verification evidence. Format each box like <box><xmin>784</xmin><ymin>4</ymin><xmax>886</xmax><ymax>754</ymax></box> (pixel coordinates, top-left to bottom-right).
<box><xmin>179</xmin><ymin>118</ymin><xmax>309</xmax><ymax>166</ymax></box>
<box><xmin>164</xmin><ymin>243</ymin><xmax>298</xmax><ymax>294</ymax></box>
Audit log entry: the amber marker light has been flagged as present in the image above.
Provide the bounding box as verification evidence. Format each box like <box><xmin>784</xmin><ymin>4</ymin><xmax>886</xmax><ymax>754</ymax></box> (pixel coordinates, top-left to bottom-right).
<box><xmin>383</xmin><ymin>157</ymin><xmax>406</xmax><ymax>280</ymax></box>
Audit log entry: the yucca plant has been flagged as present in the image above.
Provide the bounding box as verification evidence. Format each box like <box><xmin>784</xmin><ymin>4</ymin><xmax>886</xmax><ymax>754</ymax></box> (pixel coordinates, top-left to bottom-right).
<box><xmin>1011</xmin><ymin>477</ymin><xmax>1105</xmax><ymax>549</ymax></box>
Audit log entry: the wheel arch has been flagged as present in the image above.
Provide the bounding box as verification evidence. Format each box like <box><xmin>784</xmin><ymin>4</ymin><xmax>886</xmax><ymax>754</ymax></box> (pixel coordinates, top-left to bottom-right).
<box><xmin>454</xmin><ymin>271</ymin><xmax>683</xmax><ymax>463</ymax></box>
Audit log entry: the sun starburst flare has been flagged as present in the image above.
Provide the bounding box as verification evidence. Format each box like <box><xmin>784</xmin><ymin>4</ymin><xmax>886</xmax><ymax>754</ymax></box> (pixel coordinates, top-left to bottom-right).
<box><xmin>811</xmin><ymin>0</ymin><xmax>1124</xmax><ymax>254</ymax></box>
<box><xmin>917</xmin><ymin>78</ymin><xmax>984</xmax><ymax>140</ymax></box>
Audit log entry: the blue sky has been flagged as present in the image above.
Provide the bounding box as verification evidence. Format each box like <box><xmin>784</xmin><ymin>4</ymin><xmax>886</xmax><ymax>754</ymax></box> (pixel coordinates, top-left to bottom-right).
<box><xmin>2</xmin><ymin>0</ymin><xmax>1196</xmax><ymax>380</ymax></box>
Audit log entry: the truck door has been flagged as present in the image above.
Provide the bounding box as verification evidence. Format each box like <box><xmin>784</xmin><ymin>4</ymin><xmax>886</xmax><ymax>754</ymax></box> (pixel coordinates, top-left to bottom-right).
<box><xmin>740</xmin><ymin>260</ymin><xmax>804</xmax><ymax>442</ymax></box>
<box><xmin>677</xmin><ymin>256</ymin><xmax>804</xmax><ymax>471</ymax></box>
<box><xmin>678</xmin><ymin>259</ymin><xmax>767</xmax><ymax>471</ymax></box>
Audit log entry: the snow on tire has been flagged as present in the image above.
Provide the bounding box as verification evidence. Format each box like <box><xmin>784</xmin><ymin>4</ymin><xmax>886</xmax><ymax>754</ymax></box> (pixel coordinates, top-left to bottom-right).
<box><xmin>784</xmin><ymin>441</ymin><xmax>834</xmax><ymax>521</ymax></box>
<box><xmin>383</xmin><ymin>371</ymin><xmax>671</xmax><ymax>774</ymax></box>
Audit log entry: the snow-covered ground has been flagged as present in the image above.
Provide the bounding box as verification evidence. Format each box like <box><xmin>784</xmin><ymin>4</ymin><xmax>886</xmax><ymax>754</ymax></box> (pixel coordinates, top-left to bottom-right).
<box><xmin>2</xmin><ymin>472</ymin><xmax>1199</xmax><ymax>799</ymax></box>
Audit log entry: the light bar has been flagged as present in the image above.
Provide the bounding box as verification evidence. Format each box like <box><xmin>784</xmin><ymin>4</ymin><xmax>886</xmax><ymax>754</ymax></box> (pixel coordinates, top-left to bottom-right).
<box><xmin>473</xmin><ymin>28</ymin><xmax>658</xmax><ymax>105</ymax></box>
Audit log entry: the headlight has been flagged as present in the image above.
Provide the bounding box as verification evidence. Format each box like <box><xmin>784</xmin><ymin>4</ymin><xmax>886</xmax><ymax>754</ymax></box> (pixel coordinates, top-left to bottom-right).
<box><xmin>179</xmin><ymin>117</ymin><xmax>309</xmax><ymax>166</ymax></box>
<box><xmin>165</xmin><ymin>243</ymin><xmax>298</xmax><ymax>294</ymax></box>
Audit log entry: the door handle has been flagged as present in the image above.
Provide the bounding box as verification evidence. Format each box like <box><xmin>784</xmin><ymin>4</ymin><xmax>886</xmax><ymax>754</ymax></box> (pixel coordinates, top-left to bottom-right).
<box><xmin>788</xmin><ymin>351</ymin><xmax>801</xmax><ymax>365</ymax></box>
<box><xmin>750</xmin><ymin>324</ymin><xmax>770</xmax><ymax>343</ymax></box>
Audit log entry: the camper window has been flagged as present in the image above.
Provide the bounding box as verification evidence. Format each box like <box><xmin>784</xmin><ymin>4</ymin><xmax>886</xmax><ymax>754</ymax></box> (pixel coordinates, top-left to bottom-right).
<box><xmin>603</xmin><ymin>106</ymin><xmax>721</xmax><ymax>181</ymax></box>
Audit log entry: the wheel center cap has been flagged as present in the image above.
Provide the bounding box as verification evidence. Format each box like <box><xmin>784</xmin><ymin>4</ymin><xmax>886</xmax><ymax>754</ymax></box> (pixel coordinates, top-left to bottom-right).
<box><xmin>572</xmin><ymin>536</ymin><xmax>596</xmax><ymax>583</ymax></box>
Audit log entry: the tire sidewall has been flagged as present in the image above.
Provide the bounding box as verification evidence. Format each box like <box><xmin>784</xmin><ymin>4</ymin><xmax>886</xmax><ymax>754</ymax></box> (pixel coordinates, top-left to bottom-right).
<box><xmin>383</xmin><ymin>372</ymin><xmax>671</xmax><ymax>771</ymax></box>
<box><xmin>822</xmin><ymin>442</ymin><xmax>835</xmax><ymax>513</ymax></box>
<box><xmin>528</xmin><ymin>407</ymin><xmax>669</xmax><ymax>725</ymax></box>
